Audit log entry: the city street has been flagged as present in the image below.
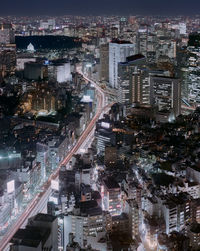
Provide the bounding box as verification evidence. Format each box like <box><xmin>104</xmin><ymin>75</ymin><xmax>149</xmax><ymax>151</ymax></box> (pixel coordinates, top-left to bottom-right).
<box><xmin>0</xmin><ymin>71</ymin><xmax>110</xmax><ymax>251</ymax></box>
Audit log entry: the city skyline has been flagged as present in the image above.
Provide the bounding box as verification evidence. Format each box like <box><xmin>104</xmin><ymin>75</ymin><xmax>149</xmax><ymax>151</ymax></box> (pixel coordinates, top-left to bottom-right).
<box><xmin>0</xmin><ymin>7</ymin><xmax>200</xmax><ymax>251</ymax></box>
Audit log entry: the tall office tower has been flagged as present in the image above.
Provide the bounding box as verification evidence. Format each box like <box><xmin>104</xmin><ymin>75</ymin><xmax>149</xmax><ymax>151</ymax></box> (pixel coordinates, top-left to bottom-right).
<box><xmin>137</xmin><ymin>30</ymin><xmax>148</xmax><ymax>57</ymax></box>
<box><xmin>118</xmin><ymin>60</ymin><xmax>134</xmax><ymax>104</ymax></box>
<box><xmin>0</xmin><ymin>44</ymin><xmax>16</xmax><ymax>79</ymax></box>
<box><xmin>102</xmin><ymin>176</ymin><xmax>121</xmax><ymax>216</ymax></box>
<box><xmin>183</xmin><ymin>42</ymin><xmax>200</xmax><ymax>107</ymax></box>
<box><xmin>48</xmin><ymin>60</ymin><xmax>71</xmax><ymax>83</ymax></box>
<box><xmin>0</xmin><ymin>24</ymin><xmax>15</xmax><ymax>81</ymax></box>
<box><xmin>132</xmin><ymin>68</ymin><xmax>150</xmax><ymax>105</ymax></box>
<box><xmin>0</xmin><ymin>23</ymin><xmax>15</xmax><ymax>44</ymax></box>
<box><xmin>125</xmin><ymin>199</ymin><xmax>140</xmax><ymax>240</ymax></box>
<box><xmin>179</xmin><ymin>23</ymin><xmax>187</xmax><ymax>35</ymax></box>
<box><xmin>100</xmin><ymin>43</ymin><xmax>109</xmax><ymax>82</ymax></box>
<box><xmin>36</xmin><ymin>142</ymin><xmax>48</xmax><ymax>181</ymax></box>
<box><xmin>156</xmin><ymin>38</ymin><xmax>177</xmax><ymax>61</ymax></box>
<box><xmin>95</xmin><ymin>118</ymin><xmax>115</xmax><ymax>156</ymax></box>
<box><xmin>149</xmin><ymin>76</ymin><xmax>181</xmax><ymax>117</ymax></box>
<box><xmin>110</xmin><ymin>27</ymin><xmax>119</xmax><ymax>39</ymax></box>
<box><xmin>118</xmin><ymin>54</ymin><xmax>149</xmax><ymax>105</ymax></box>
<box><xmin>109</xmin><ymin>40</ymin><xmax>135</xmax><ymax>88</ymax></box>
<box><xmin>119</xmin><ymin>17</ymin><xmax>128</xmax><ymax>33</ymax></box>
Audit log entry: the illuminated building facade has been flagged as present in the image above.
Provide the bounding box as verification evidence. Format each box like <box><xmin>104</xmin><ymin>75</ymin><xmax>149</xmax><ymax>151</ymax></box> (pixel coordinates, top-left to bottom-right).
<box><xmin>118</xmin><ymin>54</ymin><xmax>148</xmax><ymax>105</ymax></box>
<box><xmin>100</xmin><ymin>43</ymin><xmax>109</xmax><ymax>82</ymax></box>
<box><xmin>63</xmin><ymin>201</ymin><xmax>105</xmax><ymax>249</ymax></box>
<box><xmin>109</xmin><ymin>40</ymin><xmax>135</xmax><ymax>88</ymax></box>
<box><xmin>0</xmin><ymin>44</ymin><xmax>16</xmax><ymax>80</ymax></box>
<box><xmin>0</xmin><ymin>23</ymin><xmax>15</xmax><ymax>44</ymax></box>
<box><xmin>149</xmin><ymin>76</ymin><xmax>181</xmax><ymax>117</ymax></box>
<box><xmin>102</xmin><ymin>177</ymin><xmax>121</xmax><ymax>216</ymax></box>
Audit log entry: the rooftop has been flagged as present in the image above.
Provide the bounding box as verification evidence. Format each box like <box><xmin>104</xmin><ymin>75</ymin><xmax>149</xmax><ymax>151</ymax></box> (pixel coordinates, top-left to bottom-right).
<box><xmin>103</xmin><ymin>176</ymin><xmax>120</xmax><ymax>189</ymax></box>
<box><xmin>190</xmin><ymin>223</ymin><xmax>200</xmax><ymax>234</ymax></box>
<box><xmin>34</xmin><ymin>213</ymin><xmax>57</xmax><ymax>223</ymax></box>
<box><xmin>76</xmin><ymin>200</ymin><xmax>102</xmax><ymax>216</ymax></box>
<box><xmin>126</xmin><ymin>54</ymin><xmax>145</xmax><ymax>62</ymax></box>
<box><xmin>11</xmin><ymin>227</ymin><xmax>50</xmax><ymax>248</ymax></box>
<box><xmin>111</xmin><ymin>39</ymin><xmax>132</xmax><ymax>44</ymax></box>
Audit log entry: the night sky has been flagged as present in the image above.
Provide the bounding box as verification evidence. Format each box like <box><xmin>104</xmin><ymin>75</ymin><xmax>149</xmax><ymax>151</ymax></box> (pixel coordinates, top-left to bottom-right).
<box><xmin>1</xmin><ymin>0</ymin><xmax>200</xmax><ymax>16</ymax></box>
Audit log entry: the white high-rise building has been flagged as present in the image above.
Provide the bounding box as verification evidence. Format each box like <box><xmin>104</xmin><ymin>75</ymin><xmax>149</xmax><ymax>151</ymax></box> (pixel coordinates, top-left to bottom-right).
<box><xmin>57</xmin><ymin>62</ymin><xmax>71</xmax><ymax>83</ymax></box>
<box><xmin>109</xmin><ymin>40</ymin><xmax>135</xmax><ymax>88</ymax></box>
<box><xmin>48</xmin><ymin>61</ymin><xmax>71</xmax><ymax>83</ymax></box>
<box><xmin>63</xmin><ymin>201</ymin><xmax>106</xmax><ymax>250</ymax></box>
<box><xmin>179</xmin><ymin>23</ymin><xmax>187</xmax><ymax>35</ymax></box>
<box><xmin>36</xmin><ymin>143</ymin><xmax>48</xmax><ymax>182</ymax></box>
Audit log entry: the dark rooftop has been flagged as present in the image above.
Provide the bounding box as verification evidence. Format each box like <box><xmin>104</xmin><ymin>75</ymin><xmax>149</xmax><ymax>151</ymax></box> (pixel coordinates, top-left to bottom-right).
<box><xmin>34</xmin><ymin>213</ymin><xmax>57</xmax><ymax>223</ymax></box>
<box><xmin>126</xmin><ymin>54</ymin><xmax>145</xmax><ymax>62</ymax></box>
<box><xmin>103</xmin><ymin>176</ymin><xmax>120</xmax><ymax>189</ymax></box>
<box><xmin>11</xmin><ymin>227</ymin><xmax>50</xmax><ymax>248</ymax></box>
<box><xmin>77</xmin><ymin>200</ymin><xmax>102</xmax><ymax>216</ymax></box>
<box><xmin>190</xmin><ymin>223</ymin><xmax>200</xmax><ymax>234</ymax></box>
<box><xmin>111</xmin><ymin>39</ymin><xmax>132</xmax><ymax>44</ymax></box>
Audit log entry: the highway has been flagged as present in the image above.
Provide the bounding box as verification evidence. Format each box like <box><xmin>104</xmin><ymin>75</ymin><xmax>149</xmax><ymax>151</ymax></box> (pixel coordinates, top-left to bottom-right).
<box><xmin>0</xmin><ymin>71</ymin><xmax>110</xmax><ymax>251</ymax></box>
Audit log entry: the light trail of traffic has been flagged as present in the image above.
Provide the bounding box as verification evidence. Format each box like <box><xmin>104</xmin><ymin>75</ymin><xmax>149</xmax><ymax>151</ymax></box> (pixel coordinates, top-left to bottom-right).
<box><xmin>0</xmin><ymin>71</ymin><xmax>111</xmax><ymax>251</ymax></box>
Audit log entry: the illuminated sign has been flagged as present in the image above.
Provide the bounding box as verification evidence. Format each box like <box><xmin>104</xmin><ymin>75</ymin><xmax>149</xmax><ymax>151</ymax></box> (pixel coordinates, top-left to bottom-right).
<box><xmin>101</xmin><ymin>122</ymin><xmax>110</xmax><ymax>129</ymax></box>
<box><xmin>81</xmin><ymin>95</ymin><xmax>93</xmax><ymax>103</ymax></box>
<box><xmin>49</xmin><ymin>196</ymin><xmax>58</xmax><ymax>205</ymax></box>
<box><xmin>7</xmin><ymin>180</ymin><xmax>15</xmax><ymax>193</ymax></box>
<box><xmin>80</xmin><ymin>149</ymin><xmax>86</xmax><ymax>153</ymax></box>
<box><xmin>86</xmin><ymin>63</ymin><xmax>92</xmax><ymax>68</ymax></box>
<box><xmin>51</xmin><ymin>180</ymin><xmax>59</xmax><ymax>191</ymax></box>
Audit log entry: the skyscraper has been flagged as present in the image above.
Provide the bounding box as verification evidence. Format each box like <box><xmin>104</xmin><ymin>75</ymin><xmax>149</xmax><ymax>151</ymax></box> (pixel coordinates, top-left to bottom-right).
<box><xmin>125</xmin><ymin>199</ymin><xmax>140</xmax><ymax>240</ymax></box>
<box><xmin>118</xmin><ymin>54</ymin><xmax>149</xmax><ymax>105</ymax></box>
<box><xmin>96</xmin><ymin>118</ymin><xmax>115</xmax><ymax>156</ymax></box>
<box><xmin>137</xmin><ymin>30</ymin><xmax>148</xmax><ymax>57</ymax></box>
<box><xmin>149</xmin><ymin>76</ymin><xmax>181</xmax><ymax>117</ymax></box>
<box><xmin>0</xmin><ymin>44</ymin><xmax>16</xmax><ymax>79</ymax></box>
<box><xmin>0</xmin><ymin>23</ymin><xmax>15</xmax><ymax>44</ymax></box>
<box><xmin>109</xmin><ymin>40</ymin><xmax>135</xmax><ymax>88</ymax></box>
<box><xmin>119</xmin><ymin>17</ymin><xmax>128</xmax><ymax>33</ymax></box>
<box><xmin>102</xmin><ymin>176</ymin><xmax>121</xmax><ymax>216</ymax></box>
<box><xmin>0</xmin><ymin>24</ymin><xmax>16</xmax><ymax>81</ymax></box>
<box><xmin>100</xmin><ymin>43</ymin><xmax>109</xmax><ymax>82</ymax></box>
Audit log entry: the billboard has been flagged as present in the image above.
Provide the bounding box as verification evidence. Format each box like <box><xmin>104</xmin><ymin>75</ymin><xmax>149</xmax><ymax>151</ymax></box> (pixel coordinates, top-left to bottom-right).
<box><xmin>7</xmin><ymin>180</ymin><xmax>15</xmax><ymax>193</ymax></box>
<box><xmin>81</xmin><ymin>95</ymin><xmax>93</xmax><ymax>103</ymax></box>
<box><xmin>101</xmin><ymin>122</ymin><xmax>110</xmax><ymax>129</ymax></box>
<box><xmin>51</xmin><ymin>180</ymin><xmax>59</xmax><ymax>191</ymax></box>
<box><xmin>80</xmin><ymin>148</ymin><xmax>86</xmax><ymax>153</ymax></box>
<box><xmin>49</xmin><ymin>196</ymin><xmax>58</xmax><ymax>205</ymax></box>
